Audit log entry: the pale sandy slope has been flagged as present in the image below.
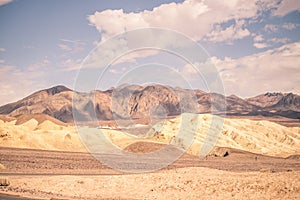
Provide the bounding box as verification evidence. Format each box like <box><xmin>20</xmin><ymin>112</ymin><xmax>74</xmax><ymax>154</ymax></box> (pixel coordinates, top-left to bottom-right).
<box><xmin>0</xmin><ymin>113</ymin><xmax>300</xmax><ymax>157</ymax></box>
<box><xmin>146</xmin><ymin>114</ymin><xmax>300</xmax><ymax>157</ymax></box>
<box><xmin>99</xmin><ymin>113</ymin><xmax>300</xmax><ymax>157</ymax></box>
<box><xmin>0</xmin><ymin>117</ymin><xmax>85</xmax><ymax>152</ymax></box>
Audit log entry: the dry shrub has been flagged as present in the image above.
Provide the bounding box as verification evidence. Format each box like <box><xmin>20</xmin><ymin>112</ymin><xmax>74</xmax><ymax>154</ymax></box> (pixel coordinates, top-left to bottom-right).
<box><xmin>260</xmin><ymin>168</ymin><xmax>276</xmax><ymax>173</ymax></box>
<box><xmin>0</xmin><ymin>163</ymin><xmax>5</xmax><ymax>169</ymax></box>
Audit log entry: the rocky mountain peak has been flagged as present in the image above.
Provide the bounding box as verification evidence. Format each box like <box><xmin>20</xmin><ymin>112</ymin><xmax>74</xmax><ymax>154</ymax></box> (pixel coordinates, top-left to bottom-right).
<box><xmin>43</xmin><ymin>85</ymin><xmax>72</xmax><ymax>95</ymax></box>
<box><xmin>264</xmin><ymin>92</ymin><xmax>282</xmax><ymax>97</ymax></box>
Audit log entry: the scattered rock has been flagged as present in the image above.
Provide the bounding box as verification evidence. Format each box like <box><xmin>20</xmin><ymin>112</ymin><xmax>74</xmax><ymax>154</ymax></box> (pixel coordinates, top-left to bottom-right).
<box><xmin>0</xmin><ymin>178</ymin><xmax>10</xmax><ymax>186</ymax></box>
<box><xmin>259</xmin><ymin>168</ymin><xmax>276</xmax><ymax>173</ymax></box>
<box><xmin>64</xmin><ymin>134</ymin><xmax>72</xmax><ymax>140</ymax></box>
<box><xmin>0</xmin><ymin>133</ymin><xmax>8</xmax><ymax>138</ymax></box>
<box><xmin>207</xmin><ymin>147</ymin><xmax>230</xmax><ymax>157</ymax></box>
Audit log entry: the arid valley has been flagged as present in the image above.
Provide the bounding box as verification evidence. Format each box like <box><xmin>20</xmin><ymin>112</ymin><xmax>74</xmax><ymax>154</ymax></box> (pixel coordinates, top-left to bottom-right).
<box><xmin>1</xmin><ymin>1</ymin><xmax>300</xmax><ymax>199</ymax></box>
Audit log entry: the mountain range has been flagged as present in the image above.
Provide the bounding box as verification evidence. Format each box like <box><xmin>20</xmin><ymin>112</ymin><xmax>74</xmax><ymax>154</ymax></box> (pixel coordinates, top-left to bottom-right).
<box><xmin>0</xmin><ymin>85</ymin><xmax>299</xmax><ymax>123</ymax></box>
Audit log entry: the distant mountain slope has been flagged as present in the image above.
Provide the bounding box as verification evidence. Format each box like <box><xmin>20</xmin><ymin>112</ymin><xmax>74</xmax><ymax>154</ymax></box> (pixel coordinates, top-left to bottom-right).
<box><xmin>0</xmin><ymin>85</ymin><xmax>71</xmax><ymax>114</ymax></box>
<box><xmin>14</xmin><ymin>113</ymin><xmax>67</xmax><ymax>126</ymax></box>
<box><xmin>246</xmin><ymin>92</ymin><xmax>300</xmax><ymax>111</ymax></box>
<box><xmin>0</xmin><ymin>85</ymin><xmax>74</xmax><ymax>122</ymax></box>
<box><xmin>246</xmin><ymin>92</ymin><xmax>284</xmax><ymax>107</ymax></box>
<box><xmin>246</xmin><ymin>92</ymin><xmax>300</xmax><ymax>118</ymax></box>
<box><xmin>0</xmin><ymin>85</ymin><xmax>299</xmax><ymax>123</ymax></box>
<box><xmin>267</xmin><ymin>93</ymin><xmax>300</xmax><ymax>112</ymax></box>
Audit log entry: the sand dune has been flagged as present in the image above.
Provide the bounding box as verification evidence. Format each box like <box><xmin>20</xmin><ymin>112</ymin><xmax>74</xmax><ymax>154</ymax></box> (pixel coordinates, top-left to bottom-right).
<box><xmin>0</xmin><ymin>113</ymin><xmax>299</xmax><ymax>158</ymax></box>
<box><xmin>14</xmin><ymin>113</ymin><xmax>68</xmax><ymax>126</ymax></box>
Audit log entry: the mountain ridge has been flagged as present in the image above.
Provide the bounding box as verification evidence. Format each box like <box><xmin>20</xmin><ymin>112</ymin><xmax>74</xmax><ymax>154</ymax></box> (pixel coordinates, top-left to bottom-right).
<box><xmin>0</xmin><ymin>85</ymin><xmax>299</xmax><ymax>123</ymax></box>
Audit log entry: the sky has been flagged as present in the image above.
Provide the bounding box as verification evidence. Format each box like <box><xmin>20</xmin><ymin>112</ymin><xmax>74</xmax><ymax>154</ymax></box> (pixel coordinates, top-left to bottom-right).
<box><xmin>0</xmin><ymin>0</ymin><xmax>299</xmax><ymax>105</ymax></box>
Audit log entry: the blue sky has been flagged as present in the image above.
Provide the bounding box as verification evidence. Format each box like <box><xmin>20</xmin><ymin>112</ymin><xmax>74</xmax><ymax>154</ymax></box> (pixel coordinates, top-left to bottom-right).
<box><xmin>0</xmin><ymin>0</ymin><xmax>299</xmax><ymax>105</ymax></box>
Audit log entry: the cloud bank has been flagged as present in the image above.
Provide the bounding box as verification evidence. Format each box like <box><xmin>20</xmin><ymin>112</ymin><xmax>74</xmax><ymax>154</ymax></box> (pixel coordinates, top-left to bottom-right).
<box><xmin>88</xmin><ymin>0</ymin><xmax>300</xmax><ymax>43</ymax></box>
<box><xmin>0</xmin><ymin>0</ymin><xmax>12</xmax><ymax>7</ymax></box>
<box><xmin>214</xmin><ymin>42</ymin><xmax>300</xmax><ymax>97</ymax></box>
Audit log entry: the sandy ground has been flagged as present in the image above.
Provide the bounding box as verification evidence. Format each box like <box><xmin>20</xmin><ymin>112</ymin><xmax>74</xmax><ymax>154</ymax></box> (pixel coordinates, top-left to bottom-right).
<box><xmin>1</xmin><ymin>167</ymin><xmax>299</xmax><ymax>200</ymax></box>
<box><xmin>0</xmin><ymin>146</ymin><xmax>299</xmax><ymax>200</ymax></box>
<box><xmin>1</xmin><ymin>146</ymin><xmax>299</xmax><ymax>175</ymax></box>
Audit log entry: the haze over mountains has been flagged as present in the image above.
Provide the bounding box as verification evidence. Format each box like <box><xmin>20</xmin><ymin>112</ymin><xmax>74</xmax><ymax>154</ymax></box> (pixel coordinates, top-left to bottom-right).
<box><xmin>0</xmin><ymin>85</ymin><xmax>299</xmax><ymax>123</ymax></box>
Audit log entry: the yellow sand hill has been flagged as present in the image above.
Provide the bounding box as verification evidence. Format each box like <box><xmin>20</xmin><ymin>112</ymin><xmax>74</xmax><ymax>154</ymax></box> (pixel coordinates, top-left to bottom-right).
<box><xmin>0</xmin><ymin>114</ymin><xmax>84</xmax><ymax>152</ymax></box>
<box><xmin>0</xmin><ymin>113</ymin><xmax>299</xmax><ymax>157</ymax></box>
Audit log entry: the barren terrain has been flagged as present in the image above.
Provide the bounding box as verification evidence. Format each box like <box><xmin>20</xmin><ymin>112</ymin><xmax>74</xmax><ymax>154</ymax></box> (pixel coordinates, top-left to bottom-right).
<box><xmin>0</xmin><ymin>146</ymin><xmax>299</xmax><ymax>200</ymax></box>
<box><xmin>0</xmin><ymin>113</ymin><xmax>299</xmax><ymax>199</ymax></box>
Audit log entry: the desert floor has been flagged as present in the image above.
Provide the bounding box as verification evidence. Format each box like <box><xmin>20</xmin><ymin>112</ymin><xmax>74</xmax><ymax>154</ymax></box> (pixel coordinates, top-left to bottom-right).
<box><xmin>0</xmin><ymin>146</ymin><xmax>299</xmax><ymax>200</ymax></box>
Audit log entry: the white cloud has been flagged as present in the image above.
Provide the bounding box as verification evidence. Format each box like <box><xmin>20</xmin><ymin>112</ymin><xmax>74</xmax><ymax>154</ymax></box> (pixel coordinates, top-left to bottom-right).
<box><xmin>253</xmin><ymin>34</ymin><xmax>289</xmax><ymax>49</ymax></box>
<box><xmin>253</xmin><ymin>42</ymin><xmax>269</xmax><ymax>49</ymax></box>
<box><xmin>109</xmin><ymin>67</ymin><xmax>127</xmax><ymax>74</ymax></box>
<box><xmin>264</xmin><ymin>24</ymin><xmax>279</xmax><ymax>32</ymax></box>
<box><xmin>253</xmin><ymin>22</ymin><xmax>294</xmax><ymax>49</ymax></box>
<box><xmin>0</xmin><ymin>65</ymin><xmax>46</xmax><ymax>105</ymax></box>
<box><xmin>264</xmin><ymin>23</ymin><xmax>299</xmax><ymax>33</ymax></box>
<box><xmin>268</xmin><ymin>37</ymin><xmax>290</xmax><ymax>44</ymax></box>
<box><xmin>82</xmin><ymin>32</ymin><xmax>176</xmax><ymax>70</ymax></box>
<box><xmin>282</xmin><ymin>22</ymin><xmax>299</xmax><ymax>30</ymax></box>
<box><xmin>58</xmin><ymin>44</ymin><xmax>72</xmax><ymax>51</ymax></box>
<box><xmin>61</xmin><ymin>39</ymin><xmax>83</xmax><ymax>43</ymax></box>
<box><xmin>180</xmin><ymin>59</ymin><xmax>218</xmax><ymax>85</ymax></box>
<box><xmin>253</xmin><ymin>34</ymin><xmax>269</xmax><ymax>49</ymax></box>
<box><xmin>88</xmin><ymin>0</ymin><xmax>268</xmax><ymax>42</ymax></box>
<box><xmin>0</xmin><ymin>0</ymin><xmax>12</xmax><ymax>7</ymax></box>
<box><xmin>272</xmin><ymin>0</ymin><xmax>300</xmax><ymax>16</ymax></box>
<box><xmin>58</xmin><ymin>39</ymin><xmax>85</xmax><ymax>53</ymax></box>
<box><xmin>26</xmin><ymin>58</ymin><xmax>51</xmax><ymax>71</ymax></box>
<box><xmin>213</xmin><ymin>42</ymin><xmax>300</xmax><ymax>97</ymax></box>
<box><xmin>253</xmin><ymin>34</ymin><xmax>264</xmax><ymax>42</ymax></box>
<box><xmin>181</xmin><ymin>63</ymin><xmax>200</xmax><ymax>80</ymax></box>
<box><xmin>82</xmin><ymin>35</ymin><xmax>135</xmax><ymax>69</ymax></box>
<box><xmin>205</xmin><ymin>20</ymin><xmax>251</xmax><ymax>44</ymax></box>
<box><xmin>87</xmin><ymin>0</ymin><xmax>278</xmax><ymax>65</ymax></box>
<box><xmin>112</xmin><ymin>49</ymin><xmax>159</xmax><ymax>65</ymax></box>
<box><xmin>61</xmin><ymin>58</ymin><xmax>83</xmax><ymax>71</ymax></box>
<box><xmin>58</xmin><ymin>39</ymin><xmax>86</xmax><ymax>71</ymax></box>
<box><xmin>0</xmin><ymin>48</ymin><xmax>5</xmax><ymax>52</ymax></box>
